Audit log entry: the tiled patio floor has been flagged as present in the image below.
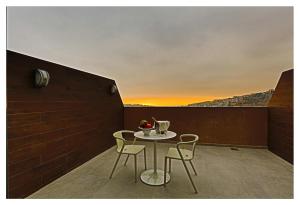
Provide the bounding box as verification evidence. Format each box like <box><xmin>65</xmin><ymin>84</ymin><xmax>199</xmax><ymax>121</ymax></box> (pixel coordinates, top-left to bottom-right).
<box><xmin>28</xmin><ymin>141</ymin><xmax>293</xmax><ymax>199</ymax></box>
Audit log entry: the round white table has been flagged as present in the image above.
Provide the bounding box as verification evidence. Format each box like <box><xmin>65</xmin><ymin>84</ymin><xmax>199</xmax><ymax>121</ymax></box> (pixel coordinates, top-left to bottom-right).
<box><xmin>134</xmin><ymin>130</ymin><xmax>177</xmax><ymax>186</ymax></box>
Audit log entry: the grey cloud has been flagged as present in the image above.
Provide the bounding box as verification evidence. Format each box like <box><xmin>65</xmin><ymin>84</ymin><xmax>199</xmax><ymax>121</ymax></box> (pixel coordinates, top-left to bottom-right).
<box><xmin>7</xmin><ymin>7</ymin><xmax>293</xmax><ymax>99</ymax></box>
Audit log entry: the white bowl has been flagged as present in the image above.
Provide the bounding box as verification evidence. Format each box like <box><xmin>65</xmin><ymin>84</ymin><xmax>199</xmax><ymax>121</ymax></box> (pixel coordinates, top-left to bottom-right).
<box><xmin>138</xmin><ymin>127</ymin><xmax>154</xmax><ymax>136</ymax></box>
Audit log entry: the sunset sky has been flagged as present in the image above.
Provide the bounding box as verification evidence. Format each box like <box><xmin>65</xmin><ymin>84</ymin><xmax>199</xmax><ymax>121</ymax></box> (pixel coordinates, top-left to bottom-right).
<box><xmin>7</xmin><ymin>7</ymin><xmax>293</xmax><ymax>106</ymax></box>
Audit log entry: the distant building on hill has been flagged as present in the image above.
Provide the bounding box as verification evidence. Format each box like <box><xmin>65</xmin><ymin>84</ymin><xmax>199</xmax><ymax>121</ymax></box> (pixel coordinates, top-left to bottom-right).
<box><xmin>188</xmin><ymin>89</ymin><xmax>274</xmax><ymax>107</ymax></box>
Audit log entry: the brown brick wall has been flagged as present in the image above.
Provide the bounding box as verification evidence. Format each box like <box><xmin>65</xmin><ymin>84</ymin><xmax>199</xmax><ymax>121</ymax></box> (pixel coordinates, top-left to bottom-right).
<box><xmin>7</xmin><ymin>51</ymin><xmax>124</xmax><ymax>198</ymax></box>
<box><xmin>268</xmin><ymin>69</ymin><xmax>293</xmax><ymax>164</ymax></box>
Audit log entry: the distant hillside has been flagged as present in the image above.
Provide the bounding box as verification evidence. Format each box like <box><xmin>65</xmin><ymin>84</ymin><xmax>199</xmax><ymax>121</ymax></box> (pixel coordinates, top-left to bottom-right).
<box><xmin>188</xmin><ymin>90</ymin><xmax>274</xmax><ymax>107</ymax></box>
<box><xmin>124</xmin><ymin>90</ymin><xmax>274</xmax><ymax>107</ymax></box>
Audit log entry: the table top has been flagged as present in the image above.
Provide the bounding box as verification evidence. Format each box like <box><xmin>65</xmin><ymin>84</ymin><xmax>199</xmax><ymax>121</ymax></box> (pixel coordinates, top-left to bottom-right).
<box><xmin>134</xmin><ymin>130</ymin><xmax>177</xmax><ymax>140</ymax></box>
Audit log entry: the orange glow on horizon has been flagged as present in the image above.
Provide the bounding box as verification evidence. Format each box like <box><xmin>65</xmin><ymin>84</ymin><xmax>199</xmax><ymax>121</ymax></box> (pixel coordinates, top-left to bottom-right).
<box><xmin>123</xmin><ymin>96</ymin><xmax>226</xmax><ymax>106</ymax></box>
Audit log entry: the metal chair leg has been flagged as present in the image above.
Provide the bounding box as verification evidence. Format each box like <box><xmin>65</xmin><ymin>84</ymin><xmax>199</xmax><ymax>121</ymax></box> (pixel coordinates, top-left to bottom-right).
<box><xmin>134</xmin><ymin>155</ymin><xmax>137</xmax><ymax>183</ymax></box>
<box><xmin>144</xmin><ymin>148</ymin><xmax>147</xmax><ymax>170</ymax></box>
<box><xmin>109</xmin><ymin>152</ymin><xmax>122</xmax><ymax>179</ymax></box>
<box><xmin>124</xmin><ymin>154</ymin><xmax>130</xmax><ymax>166</ymax></box>
<box><xmin>181</xmin><ymin>159</ymin><xmax>198</xmax><ymax>194</ymax></box>
<box><xmin>189</xmin><ymin>160</ymin><xmax>197</xmax><ymax>176</ymax></box>
<box><xmin>164</xmin><ymin>157</ymin><xmax>168</xmax><ymax>187</ymax></box>
<box><xmin>169</xmin><ymin>158</ymin><xmax>171</xmax><ymax>173</ymax></box>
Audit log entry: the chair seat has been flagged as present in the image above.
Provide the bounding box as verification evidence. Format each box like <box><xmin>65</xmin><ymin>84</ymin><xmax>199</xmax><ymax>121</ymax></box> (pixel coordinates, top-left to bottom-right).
<box><xmin>166</xmin><ymin>148</ymin><xmax>193</xmax><ymax>160</ymax></box>
<box><xmin>120</xmin><ymin>145</ymin><xmax>145</xmax><ymax>154</ymax></box>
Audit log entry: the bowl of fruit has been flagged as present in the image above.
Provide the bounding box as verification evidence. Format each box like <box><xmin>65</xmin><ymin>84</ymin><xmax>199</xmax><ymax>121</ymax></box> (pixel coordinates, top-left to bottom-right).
<box><xmin>139</xmin><ymin>120</ymin><xmax>154</xmax><ymax>136</ymax></box>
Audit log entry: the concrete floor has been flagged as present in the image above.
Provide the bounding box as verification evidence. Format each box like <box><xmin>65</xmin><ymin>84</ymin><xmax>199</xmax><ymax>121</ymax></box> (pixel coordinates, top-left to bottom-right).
<box><xmin>28</xmin><ymin>141</ymin><xmax>293</xmax><ymax>199</ymax></box>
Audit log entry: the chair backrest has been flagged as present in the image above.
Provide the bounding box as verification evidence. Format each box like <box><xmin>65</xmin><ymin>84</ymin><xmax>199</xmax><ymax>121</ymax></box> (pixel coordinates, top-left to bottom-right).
<box><xmin>178</xmin><ymin>134</ymin><xmax>199</xmax><ymax>158</ymax></box>
<box><xmin>113</xmin><ymin>131</ymin><xmax>124</xmax><ymax>152</ymax></box>
<box><xmin>113</xmin><ymin>130</ymin><xmax>134</xmax><ymax>152</ymax></box>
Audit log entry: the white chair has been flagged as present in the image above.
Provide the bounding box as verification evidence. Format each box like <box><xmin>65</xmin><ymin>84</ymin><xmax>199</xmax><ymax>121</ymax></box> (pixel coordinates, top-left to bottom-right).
<box><xmin>109</xmin><ymin>130</ymin><xmax>147</xmax><ymax>182</ymax></box>
<box><xmin>164</xmin><ymin>134</ymin><xmax>199</xmax><ymax>193</ymax></box>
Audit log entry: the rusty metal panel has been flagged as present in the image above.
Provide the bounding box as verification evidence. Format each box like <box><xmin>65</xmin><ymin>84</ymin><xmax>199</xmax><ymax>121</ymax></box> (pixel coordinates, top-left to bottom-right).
<box><xmin>7</xmin><ymin>50</ymin><xmax>124</xmax><ymax>198</ymax></box>
<box><xmin>124</xmin><ymin>107</ymin><xmax>268</xmax><ymax>147</ymax></box>
<box><xmin>268</xmin><ymin>69</ymin><xmax>293</xmax><ymax>164</ymax></box>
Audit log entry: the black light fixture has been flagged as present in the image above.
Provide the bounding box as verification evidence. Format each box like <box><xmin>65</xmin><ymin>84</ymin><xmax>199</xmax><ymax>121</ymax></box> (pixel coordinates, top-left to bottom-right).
<box><xmin>110</xmin><ymin>84</ymin><xmax>118</xmax><ymax>95</ymax></box>
<box><xmin>34</xmin><ymin>69</ymin><xmax>50</xmax><ymax>88</ymax></box>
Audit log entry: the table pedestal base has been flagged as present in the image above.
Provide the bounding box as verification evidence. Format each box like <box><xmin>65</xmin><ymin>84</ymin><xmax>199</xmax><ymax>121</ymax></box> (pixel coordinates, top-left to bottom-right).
<box><xmin>140</xmin><ymin>169</ymin><xmax>170</xmax><ymax>186</ymax></box>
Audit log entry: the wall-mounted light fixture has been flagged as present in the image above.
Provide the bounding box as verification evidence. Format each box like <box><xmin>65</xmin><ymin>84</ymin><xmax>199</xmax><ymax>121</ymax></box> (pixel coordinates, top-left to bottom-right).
<box><xmin>110</xmin><ymin>84</ymin><xmax>118</xmax><ymax>95</ymax></box>
<box><xmin>34</xmin><ymin>69</ymin><xmax>50</xmax><ymax>88</ymax></box>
